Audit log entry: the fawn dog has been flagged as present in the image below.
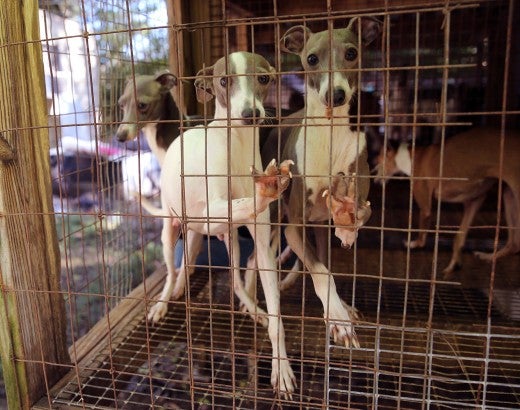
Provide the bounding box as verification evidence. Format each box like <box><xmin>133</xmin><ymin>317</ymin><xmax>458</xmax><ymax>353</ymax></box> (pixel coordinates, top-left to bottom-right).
<box><xmin>375</xmin><ymin>127</ymin><xmax>520</xmax><ymax>277</ymax></box>
<box><xmin>147</xmin><ymin>52</ymin><xmax>296</xmax><ymax>395</ymax></box>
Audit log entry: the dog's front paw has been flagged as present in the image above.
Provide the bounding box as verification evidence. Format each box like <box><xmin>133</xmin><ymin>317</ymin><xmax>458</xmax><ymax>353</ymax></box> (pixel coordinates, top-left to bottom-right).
<box><xmin>442</xmin><ymin>260</ymin><xmax>462</xmax><ymax>279</ymax></box>
<box><xmin>473</xmin><ymin>250</ymin><xmax>494</xmax><ymax>261</ymax></box>
<box><xmin>239</xmin><ymin>302</ymin><xmax>269</xmax><ymax>328</ymax></box>
<box><xmin>404</xmin><ymin>238</ymin><xmax>424</xmax><ymax>249</ymax></box>
<box><xmin>271</xmin><ymin>358</ymin><xmax>297</xmax><ymax>400</ymax></box>
<box><xmin>326</xmin><ymin>302</ymin><xmax>360</xmax><ymax>349</ymax></box>
<box><xmin>251</xmin><ymin>159</ymin><xmax>293</xmax><ymax>199</ymax></box>
<box><xmin>147</xmin><ymin>301</ymin><xmax>168</xmax><ymax>324</ymax></box>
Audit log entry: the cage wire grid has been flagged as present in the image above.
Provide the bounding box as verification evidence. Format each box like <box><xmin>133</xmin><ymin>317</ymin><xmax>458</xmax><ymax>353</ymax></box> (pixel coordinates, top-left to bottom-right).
<box><xmin>8</xmin><ymin>0</ymin><xmax>520</xmax><ymax>409</ymax></box>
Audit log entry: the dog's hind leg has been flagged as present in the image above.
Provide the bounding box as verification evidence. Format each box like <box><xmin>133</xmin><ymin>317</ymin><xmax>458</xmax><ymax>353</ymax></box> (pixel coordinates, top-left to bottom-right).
<box><xmin>243</xmin><ymin>250</ymin><xmax>257</xmax><ymax>300</ymax></box>
<box><xmin>279</xmin><ymin>260</ymin><xmax>301</xmax><ymax>291</ymax></box>
<box><xmin>503</xmin><ymin>185</ymin><xmax>520</xmax><ymax>253</ymax></box>
<box><xmin>171</xmin><ymin>230</ymin><xmax>204</xmax><ymax>300</ymax></box>
<box><xmin>443</xmin><ymin>194</ymin><xmax>486</xmax><ymax>278</ymax></box>
<box><xmin>475</xmin><ymin>184</ymin><xmax>520</xmax><ymax>261</ymax></box>
<box><xmin>284</xmin><ymin>223</ymin><xmax>360</xmax><ymax>348</ymax></box>
<box><xmin>223</xmin><ymin>233</ymin><xmax>268</xmax><ymax>327</ymax></box>
<box><xmin>148</xmin><ymin>216</ymin><xmax>181</xmax><ymax>323</ymax></box>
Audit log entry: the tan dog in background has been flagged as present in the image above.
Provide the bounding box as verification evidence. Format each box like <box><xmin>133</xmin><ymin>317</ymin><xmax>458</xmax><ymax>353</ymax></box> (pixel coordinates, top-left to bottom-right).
<box><xmin>376</xmin><ymin>127</ymin><xmax>520</xmax><ymax>277</ymax></box>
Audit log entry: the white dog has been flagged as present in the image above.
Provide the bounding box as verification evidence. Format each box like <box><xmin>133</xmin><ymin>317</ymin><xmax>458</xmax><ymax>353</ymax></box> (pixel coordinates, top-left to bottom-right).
<box><xmin>147</xmin><ymin>52</ymin><xmax>296</xmax><ymax>396</ymax></box>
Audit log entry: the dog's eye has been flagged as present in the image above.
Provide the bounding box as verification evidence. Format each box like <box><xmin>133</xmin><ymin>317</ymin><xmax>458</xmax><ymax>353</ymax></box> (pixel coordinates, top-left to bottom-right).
<box><xmin>257</xmin><ymin>75</ymin><xmax>270</xmax><ymax>85</ymax></box>
<box><xmin>137</xmin><ymin>102</ymin><xmax>148</xmax><ymax>112</ymax></box>
<box><xmin>220</xmin><ymin>77</ymin><xmax>227</xmax><ymax>87</ymax></box>
<box><xmin>345</xmin><ymin>47</ymin><xmax>358</xmax><ymax>61</ymax></box>
<box><xmin>307</xmin><ymin>54</ymin><xmax>319</xmax><ymax>66</ymax></box>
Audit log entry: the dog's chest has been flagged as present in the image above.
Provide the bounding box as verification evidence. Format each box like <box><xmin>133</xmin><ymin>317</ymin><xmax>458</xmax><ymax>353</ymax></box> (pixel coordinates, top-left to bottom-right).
<box><xmin>294</xmin><ymin>124</ymin><xmax>366</xmax><ymax>220</ymax></box>
<box><xmin>208</xmin><ymin>124</ymin><xmax>259</xmax><ymax>196</ymax></box>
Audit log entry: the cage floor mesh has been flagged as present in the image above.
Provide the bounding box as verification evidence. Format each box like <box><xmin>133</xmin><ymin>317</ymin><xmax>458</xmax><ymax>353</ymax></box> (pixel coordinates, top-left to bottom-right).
<box><xmin>48</xmin><ymin>247</ymin><xmax>520</xmax><ymax>409</ymax></box>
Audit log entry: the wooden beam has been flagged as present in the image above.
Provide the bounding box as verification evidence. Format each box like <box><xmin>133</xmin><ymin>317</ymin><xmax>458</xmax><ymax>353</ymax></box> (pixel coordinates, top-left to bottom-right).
<box><xmin>32</xmin><ymin>267</ymin><xmax>167</xmax><ymax>409</ymax></box>
<box><xmin>0</xmin><ymin>1</ymin><xmax>69</xmax><ymax>408</ymax></box>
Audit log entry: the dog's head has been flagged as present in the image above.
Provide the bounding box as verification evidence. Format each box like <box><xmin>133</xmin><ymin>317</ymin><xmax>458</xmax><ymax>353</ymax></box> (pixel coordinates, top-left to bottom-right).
<box><xmin>373</xmin><ymin>142</ymin><xmax>412</xmax><ymax>183</ymax></box>
<box><xmin>281</xmin><ymin>18</ymin><xmax>381</xmax><ymax>112</ymax></box>
<box><xmin>194</xmin><ymin>52</ymin><xmax>276</xmax><ymax>125</ymax></box>
<box><xmin>116</xmin><ymin>71</ymin><xmax>178</xmax><ymax>143</ymax></box>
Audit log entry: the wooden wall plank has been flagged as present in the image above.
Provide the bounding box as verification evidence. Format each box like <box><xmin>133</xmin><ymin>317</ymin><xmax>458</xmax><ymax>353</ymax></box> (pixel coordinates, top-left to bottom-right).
<box><xmin>0</xmin><ymin>1</ymin><xmax>69</xmax><ymax>408</ymax></box>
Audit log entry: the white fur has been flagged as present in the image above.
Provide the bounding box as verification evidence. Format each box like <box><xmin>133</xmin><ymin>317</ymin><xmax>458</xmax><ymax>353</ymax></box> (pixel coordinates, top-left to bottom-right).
<box><xmin>395</xmin><ymin>143</ymin><xmax>412</xmax><ymax>176</ymax></box>
<box><xmin>148</xmin><ymin>52</ymin><xmax>296</xmax><ymax>396</ymax></box>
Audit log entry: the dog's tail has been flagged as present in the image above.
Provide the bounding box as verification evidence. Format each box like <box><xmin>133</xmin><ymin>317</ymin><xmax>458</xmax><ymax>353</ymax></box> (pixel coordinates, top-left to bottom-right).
<box><xmin>131</xmin><ymin>191</ymin><xmax>166</xmax><ymax>216</ymax></box>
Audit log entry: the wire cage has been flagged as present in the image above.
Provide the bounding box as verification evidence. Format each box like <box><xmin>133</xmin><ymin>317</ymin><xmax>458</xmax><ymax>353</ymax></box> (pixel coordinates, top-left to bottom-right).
<box><xmin>0</xmin><ymin>0</ymin><xmax>519</xmax><ymax>409</ymax></box>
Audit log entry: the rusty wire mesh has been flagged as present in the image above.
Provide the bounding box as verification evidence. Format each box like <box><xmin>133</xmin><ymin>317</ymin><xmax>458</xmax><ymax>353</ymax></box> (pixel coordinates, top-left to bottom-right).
<box><xmin>2</xmin><ymin>0</ymin><xmax>520</xmax><ymax>409</ymax></box>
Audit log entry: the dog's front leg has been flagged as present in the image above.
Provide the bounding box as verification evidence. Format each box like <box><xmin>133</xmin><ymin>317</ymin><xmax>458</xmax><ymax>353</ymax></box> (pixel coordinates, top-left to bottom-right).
<box><xmin>204</xmin><ymin>160</ymin><xmax>292</xmax><ymax>227</ymax></box>
<box><xmin>250</xmin><ymin>220</ymin><xmax>296</xmax><ymax>397</ymax></box>
<box><xmin>284</xmin><ymin>224</ymin><xmax>360</xmax><ymax>348</ymax></box>
<box><xmin>443</xmin><ymin>195</ymin><xmax>486</xmax><ymax>277</ymax></box>
<box><xmin>148</xmin><ymin>216</ymin><xmax>182</xmax><ymax>323</ymax></box>
<box><xmin>314</xmin><ymin>225</ymin><xmax>330</xmax><ymax>265</ymax></box>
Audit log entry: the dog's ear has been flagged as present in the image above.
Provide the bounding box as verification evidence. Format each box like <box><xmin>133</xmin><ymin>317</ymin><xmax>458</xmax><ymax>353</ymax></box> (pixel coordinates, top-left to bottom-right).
<box><xmin>347</xmin><ymin>17</ymin><xmax>383</xmax><ymax>46</ymax></box>
<box><xmin>194</xmin><ymin>66</ymin><xmax>215</xmax><ymax>103</ymax></box>
<box><xmin>269</xmin><ymin>65</ymin><xmax>277</xmax><ymax>82</ymax></box>
<box><xmin>155</xmin><ymin>71</ymin><xmax>178</xmax><ymax>91</ymax></box>
<box><xmin>281</xmin><ymin>25</ymin><xmax>312</xmax><ymax>54</ymax></box>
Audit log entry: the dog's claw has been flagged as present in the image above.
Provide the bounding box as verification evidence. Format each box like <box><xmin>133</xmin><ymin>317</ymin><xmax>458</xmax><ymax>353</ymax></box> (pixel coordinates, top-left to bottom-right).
<box><xmin>326</xmin><ymin>300</ymin><xmax>360</xmax><ymax>349</ymax></box>
<box><xmin>271</xmin><ymin>358</ymin><xmax>297</xmax><ymax>399</ymax></box>
<box><xmin>252</xmin><ymin>159</ymin><xmax>293</xmax><ymax>199</ymax></box>
<box><xmin>147</xmin><ymin>301</ymin><xmax>168</xmax><ymax>324</ymax></box>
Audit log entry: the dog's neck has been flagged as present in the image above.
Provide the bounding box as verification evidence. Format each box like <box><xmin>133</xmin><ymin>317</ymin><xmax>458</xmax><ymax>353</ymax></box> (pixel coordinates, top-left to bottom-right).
<box><xmin>142</xmin><ymin>124</ymin><xmax>166</xmax><ymax>166</ymax></box>
<box><xmin>395</xmin><ymin>143</ymin><xmax>412</xmax><ymax>176</ymax></box>
<box><xmin>155</xmin><ymin>92</ymin><xmax>180</xmax><ymax>150</ymax></box>
<box><xmin>143</xmin><ymin>92</ymin><xmax>181</xmax><ymax>167</ymax></box>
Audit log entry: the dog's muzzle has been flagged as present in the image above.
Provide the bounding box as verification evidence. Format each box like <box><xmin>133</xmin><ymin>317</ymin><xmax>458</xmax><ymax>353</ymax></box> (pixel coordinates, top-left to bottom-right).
<box><xmin>115</xmin><ymin>124</ymin><xmax>136</xmax><ymax>142</ymax></box>
<box><xmin>325</xmin><ymin>88</ymin><xmax>347</xmax><ymax>107</ymax></box>
<box><xmin>241</xmin><ymin>108</ymin><xmax>263</xmax><ymax>125</ymax></box>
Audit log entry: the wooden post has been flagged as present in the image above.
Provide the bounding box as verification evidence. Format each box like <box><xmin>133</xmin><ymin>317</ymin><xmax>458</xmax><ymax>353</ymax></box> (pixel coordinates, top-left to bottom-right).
<box><xmin>0</xmin><ymin>1</ymin><xmax>70</xmax><ymax>408</ymax></box>
<box><xmin>166</xmin><ymin>0</ymin><xmax>216</xmax><ymax>117</ymax></box>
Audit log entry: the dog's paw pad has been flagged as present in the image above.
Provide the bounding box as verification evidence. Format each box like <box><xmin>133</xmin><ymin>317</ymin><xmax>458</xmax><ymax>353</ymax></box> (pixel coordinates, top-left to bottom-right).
<box><xmin>251</xmin><ymin>159</ymin><xmax>293</xmax><ymax>199</ymax></box>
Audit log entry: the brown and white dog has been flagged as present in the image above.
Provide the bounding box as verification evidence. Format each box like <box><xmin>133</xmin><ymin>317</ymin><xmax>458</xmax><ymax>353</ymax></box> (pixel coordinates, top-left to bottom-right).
<box><xmin>375</xmin><ymin>127</ymin><xmax>520</xmax><ymax>277</ymax></box>
<box><xmin>262</xmin><ymin>18</ymin><xmax>381</xmax><ymax>348</ymax></box>
<box><xmin>147</xmin><ymin>52</ymin><xmax>296</xmax><ymax>396</ymax></box>
<box><xmin>116</xmin><ymin>70</ymin><xmax>181</xmax><ymax>166</ymax></box>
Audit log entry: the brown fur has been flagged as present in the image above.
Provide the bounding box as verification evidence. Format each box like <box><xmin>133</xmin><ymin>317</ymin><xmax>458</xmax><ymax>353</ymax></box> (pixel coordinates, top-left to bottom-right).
<box><xmin>376</xmin><ymin>127</ymin><xmax>520</xmax><ymax>277</ymax></box>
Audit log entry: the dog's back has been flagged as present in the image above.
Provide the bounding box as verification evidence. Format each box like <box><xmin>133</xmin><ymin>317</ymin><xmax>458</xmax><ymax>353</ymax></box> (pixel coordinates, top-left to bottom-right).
<box><xmin>416</xmin><ymin>128</ymin><xmax>520</xmax><ymax>198</ymax></box>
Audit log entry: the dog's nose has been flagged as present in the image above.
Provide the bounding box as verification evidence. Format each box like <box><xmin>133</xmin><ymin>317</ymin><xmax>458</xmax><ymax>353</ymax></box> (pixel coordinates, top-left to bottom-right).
<box><xmin>116</xmin><ymin>128</ymin><xmax>128</xmax><ymax>142</ymax></box>
<box><xmin>326</xmin><ymin>88</ymin><xmax>346</xmax><ymax>107</ymax></box>
<box><xmin>242</xmin><ymin>108</ymin><xmax>261</xmax><ymax>119</ymax></box>
<box><xmin>241</xmin><ymin>108</ymin><xmax>261</xmax><ymax>124</ymax></box>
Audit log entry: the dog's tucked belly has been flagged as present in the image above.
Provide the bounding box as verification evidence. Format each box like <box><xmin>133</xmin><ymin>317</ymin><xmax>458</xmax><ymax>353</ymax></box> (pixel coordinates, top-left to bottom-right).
<box><xmin>433</xmin><ymin>178</ymin><xmax>495</xmax><ymax>203</ymax></box>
